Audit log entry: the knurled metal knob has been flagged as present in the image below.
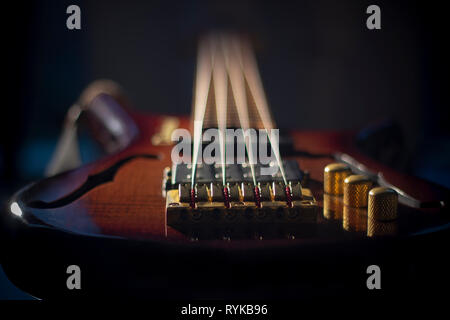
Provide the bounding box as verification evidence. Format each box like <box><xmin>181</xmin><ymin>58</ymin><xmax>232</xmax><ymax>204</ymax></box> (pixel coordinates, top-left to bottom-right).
<box><xmin>323</xmin><ymin>193</ymin><xmax>344</xmax><ymax>220</ymax></box>
<box><xmin>367</xmin><ymin>219</ymin><xmax>398</xmax><ymax>237</ymax></box>
<box><xmin>343</xmin><ymin>175</ymin><xmax>372</xmax><ymax>207</ymax></box>
<box><xmin>324</xmin><ymin>163</ymin><xmax>352</xmax><ymax>195</ymax></box>
<box><xmin>343</xmin><ymin>206</ymin><xmax>367</xmax><ymax>232</ymax></box>
<box><xmin>368</xmin><ymin>187</ymin><xmax>398</xmax><ymax>221</ymax></box>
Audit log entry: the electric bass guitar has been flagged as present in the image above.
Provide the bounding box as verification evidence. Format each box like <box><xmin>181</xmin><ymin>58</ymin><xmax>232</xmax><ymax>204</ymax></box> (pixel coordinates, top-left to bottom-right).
<box><xmin>2</xmin><ymin>34</ymin><xmax>449</xmax><ymax>299</ymax></box>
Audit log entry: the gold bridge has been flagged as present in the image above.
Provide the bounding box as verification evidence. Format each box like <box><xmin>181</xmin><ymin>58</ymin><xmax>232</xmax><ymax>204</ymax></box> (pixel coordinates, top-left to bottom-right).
<box><xmin>165</xmin><ymin>187</ymin><xmax>318</xmax><ymax>241</ymax></box>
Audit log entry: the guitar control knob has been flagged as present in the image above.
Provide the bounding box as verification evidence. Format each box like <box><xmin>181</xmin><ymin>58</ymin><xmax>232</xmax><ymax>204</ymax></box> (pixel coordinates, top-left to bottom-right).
<box><xmin>324</xmin><ymin>163</ymin><xmax>352</xmax><ymax>195</ymax></box>
<box><xmin>323</xmin><ymin>193</ymin><xmax>344</xmax><ymax>220</ymax></box>
<box><xmin>343</xmin><ymin>206</ymin><xmax>367</xmax><ymax>232</ymax></box>
<box><xmin>368</xmin><ymin>187</ymin><xmax>398</xmax><ymax>221</ymax></box>
<box><xmin>343</xmin><ymin>175</ymin><xmax>372</xmax><ymax>207</ymax></box>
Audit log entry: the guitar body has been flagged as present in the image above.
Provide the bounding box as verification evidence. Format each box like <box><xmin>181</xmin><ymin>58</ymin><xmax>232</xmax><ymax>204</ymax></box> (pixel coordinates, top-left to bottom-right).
<box><xmin>2</xmin><ymin>110</ymin><xmax>449</xmax><ymax>299</ymax></box>
<box><xmin>2</xmin><ymin>35</ymin><xmax>449</xmax><ymax>300</ymax></box>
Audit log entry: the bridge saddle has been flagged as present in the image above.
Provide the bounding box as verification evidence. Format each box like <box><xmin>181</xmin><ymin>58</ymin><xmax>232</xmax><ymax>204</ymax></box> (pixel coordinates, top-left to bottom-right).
<box><xmin>163</xmin><ymin>161</ymin><xmax>319</xmax><ymax>240</ymax></box>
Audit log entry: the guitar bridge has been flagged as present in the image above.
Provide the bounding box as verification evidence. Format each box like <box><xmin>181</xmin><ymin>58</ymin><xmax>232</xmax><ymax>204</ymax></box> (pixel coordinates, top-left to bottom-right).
<box><xmin>163</xmin><ymin>161</ymin><xmax>319</xmax><ymax>240</ymax></box>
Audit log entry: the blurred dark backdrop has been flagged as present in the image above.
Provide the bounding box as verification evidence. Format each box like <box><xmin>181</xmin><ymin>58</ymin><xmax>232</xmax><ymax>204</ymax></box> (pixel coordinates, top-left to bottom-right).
<box><xmin>3</xmin><ymin>0</ymin><xmax>450</xmax><ymax>189</ymax></box>
<box><xmin>1</xmin><ymin>0</ymin><xmax>450</xmax><ymax>298</ymax></box>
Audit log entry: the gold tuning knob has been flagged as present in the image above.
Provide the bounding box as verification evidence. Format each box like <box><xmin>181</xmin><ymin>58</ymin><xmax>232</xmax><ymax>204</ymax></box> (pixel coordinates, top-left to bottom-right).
<box><xmin>323</xmin><ymin>193</ymin><xmax>344</xmax><ymax>220</ymax></box>
<box><xmin>368</xmin><ymin>187</ymin><xmax>398</xmax><ymax>221</ymax></box>
<box><xmin>343</xmin><ymin>206</ymin><xmax>367</xmax><ymax>232</ymax></box>
<box><xmin>367</xmin><ymin>219</ymin><xmax>397</xmax><ymax>237</ymax></box>
<box><xmin>367</xmin><ymin>187</ymin><xmax>398</xmax><ymax>237</ymax></box>
<box><xmin>324</xmin><ymin>163</ymin><xmax>352</xmax><ymax>195</ymax></box>
<box><xmin>343</xmin><ymin>175</ymin><xmax>372</xmax><ymax>207</ymax></box>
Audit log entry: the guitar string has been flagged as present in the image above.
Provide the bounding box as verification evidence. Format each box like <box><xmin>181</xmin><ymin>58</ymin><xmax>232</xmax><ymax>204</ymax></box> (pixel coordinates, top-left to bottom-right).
<box><xmin>191</xmin><ymin>35</ymin><xmax>291</xmax><ymax>208</ymax></box>
<box><xmin>212</xmin><ymin>35</ymin><xmax>230</xmax><ymax>207</ymax></box>
<box><xmin>222</xmin><ymin>35</ymin><xmax>261</xmax><ymax>206</ymax></box>
<box><xmin>239</xmin><ymin>40</ymin><xmax>289</xmax><ymax>187</ymax></box>
<box><xmin>237</xmin><ymin>38</ymin><xmax>293</xmax><ymax>206</ymax></box>
<box><xmin>190</xmin><ymin>37</ymin><xmax>215</xmax><ymax>208</ymax></box>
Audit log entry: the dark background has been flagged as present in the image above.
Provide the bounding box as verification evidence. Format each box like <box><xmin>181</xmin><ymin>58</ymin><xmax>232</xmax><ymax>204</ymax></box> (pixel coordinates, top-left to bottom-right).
<box><xmin>1</xmin><ymin>0</ymin><xmax>449</xmax><ymax>298</ymax></box>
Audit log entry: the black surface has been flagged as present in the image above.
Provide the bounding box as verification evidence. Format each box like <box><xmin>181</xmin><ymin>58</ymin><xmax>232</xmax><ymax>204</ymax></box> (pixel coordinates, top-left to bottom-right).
<box><xmin>2</xmin><ymin>204</ymin><xmax>450</xmax><ymax>300</ymax></box>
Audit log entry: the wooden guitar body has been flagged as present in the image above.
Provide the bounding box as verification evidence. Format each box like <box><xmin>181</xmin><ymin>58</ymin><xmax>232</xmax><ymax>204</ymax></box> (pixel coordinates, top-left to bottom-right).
<box><xmin>2</xmin><ymin>111</ymin><xmax>449</xmax><ymax>299</ymax></box>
